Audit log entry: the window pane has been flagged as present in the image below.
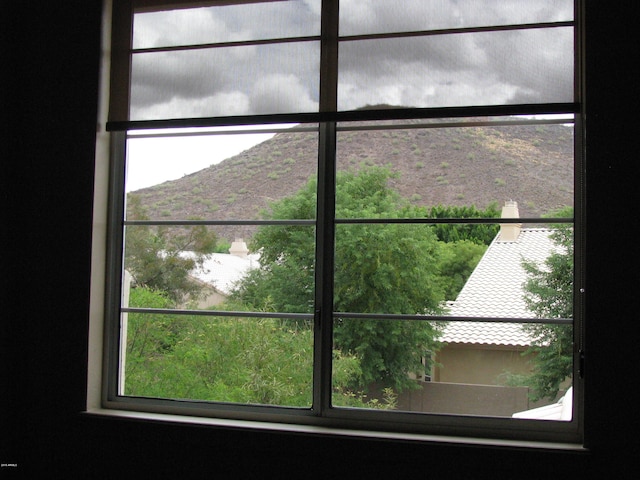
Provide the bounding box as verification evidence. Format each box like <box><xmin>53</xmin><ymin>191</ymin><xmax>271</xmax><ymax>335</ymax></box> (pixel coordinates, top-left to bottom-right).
<box><xmin>339</xmin><ymin>0</ymin><xmax>573</xmax><ymax>36</ymax></box>
<box><xmin>133</xmin><ymin>0</ymin><xmax>322</xmax><ymax>49</ymax></box>
<box><xmin>338</xmin><ymin>28</ymin><xmax>573</xmax><ymax>110</ymax></box>
<box><xmin>125</xmin><ymin>126</ymin><xmax>319</xmax><ymax>223</ymax></box>
<box><xmin>125</xmin><ymin>127</ymin><xmax>280</xmax><ymax>193</ymax></box>
<box><xmin>121</xmin><ymin>225</ymin><xmax>316</xmax><ymax>313</ymax></box>
<box><xmin>130</xmin><ymin>42</ymin><xmax>320</xmax><ymax>120</ymax></box>
<box><xmin>332</xmin><ymin>318</ymin><xmax>574</xmax><ymax>418</ymax></box>
<box><xmin>336</xmin><ymin>119</ymin><xmax>574</xmax><ymax>218</ymax></box>
<box><xmin>122</xmin><ymin>125</ymin><xmax>319</xmax><ymax>314</ymax></box>
<box><xmin>332</xmin><ymin>219</ymin><xmax>573</xmax><ymax>418</ymax></box>
<box><xmin>121</xmin><ymin>312</ymin><xmax>313</xmax><ymax>407</ymax></box>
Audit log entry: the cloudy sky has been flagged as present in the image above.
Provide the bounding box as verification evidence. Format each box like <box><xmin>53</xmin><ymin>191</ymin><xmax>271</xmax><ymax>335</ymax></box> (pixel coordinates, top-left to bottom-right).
<box><xmin>125</xmin><ymin>0</ymin><xmax>574</xmax><ymax>190</ymax></box>
<box><xmin>129</xmin><ymin>0</ymin><xmax>574</xmax><ymax>120</ymax></box>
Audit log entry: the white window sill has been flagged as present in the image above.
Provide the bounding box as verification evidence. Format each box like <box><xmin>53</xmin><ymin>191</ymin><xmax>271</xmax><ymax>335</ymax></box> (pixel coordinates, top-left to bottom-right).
<box><xmin>82</xmin><ymin>408</ymin><xmax>587</xmax><ymax>453</ymax></box>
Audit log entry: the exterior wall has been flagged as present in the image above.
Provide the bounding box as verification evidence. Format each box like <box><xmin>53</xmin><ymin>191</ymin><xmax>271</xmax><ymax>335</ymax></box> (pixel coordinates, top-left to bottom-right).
<box><xmin>433</xmin><ymin>343</ymin><xmax>533</xmax><ymax>385</ymax></box>
<box><xmin>189</xmin><ymin>286</ymin><xmax>227</xmax><ymax>309</ymax></box>
<box><xmin>398</xmin><ymin>381</ymin><xmax>531</xmax><ymax>416</ymax></box>
<box><xmin>181</xmin><ymin>277</ymin><xmax>229</xmax><ymax>309</ymax></box>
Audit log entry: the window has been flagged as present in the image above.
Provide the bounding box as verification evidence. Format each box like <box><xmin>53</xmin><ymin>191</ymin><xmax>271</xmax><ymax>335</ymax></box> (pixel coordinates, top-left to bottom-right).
<box><xmin>101</xmin><ymin>0</ymin><xmax>583</xmax><ymax>444</ymax></box>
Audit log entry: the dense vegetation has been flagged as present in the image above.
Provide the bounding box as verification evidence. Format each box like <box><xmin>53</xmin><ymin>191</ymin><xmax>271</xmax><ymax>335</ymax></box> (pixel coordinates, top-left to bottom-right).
<box><xmin>233</xmin><ymin>167</ymin><xmax>497</xmax><ymax>392</ymax></box>
<box><xmin>520</xmin><ymin>207</ymin><xmax>574</xmax><ymax>401</ymax></box>
<box><xmin>125</xmin><ymin>195</ymin><xmax>218</xmax><ymax>304</ymax></box>
<box><xmin>123</xmin><ymin>167</ymin><xmax>502</xmax><ymax>404</ymax></box>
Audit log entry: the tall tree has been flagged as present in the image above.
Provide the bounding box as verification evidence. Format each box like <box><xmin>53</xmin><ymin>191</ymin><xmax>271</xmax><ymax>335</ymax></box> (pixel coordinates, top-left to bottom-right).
<box><xmin>124</xmin><ymin>194</ymin><xmax>218</xmax><ymax>304</ymax></box>
<box><xmin>437</xmin><ymin>239</ymin><xmax>488</xmax><ymax>300</ymax></box>
<box><xmin>233</xmin><ymin>167</ymin><xmax>447</xmax><ymax>391</ymax></box>
<box><xmin>521</xmin><ymin>206</ymin><xmax>574</xmax><ymax>401</ymax></box>
<box><xmin>426</xmin><ymin>204</ymin><xmax>500</xmax><ymax>245</ymax></box>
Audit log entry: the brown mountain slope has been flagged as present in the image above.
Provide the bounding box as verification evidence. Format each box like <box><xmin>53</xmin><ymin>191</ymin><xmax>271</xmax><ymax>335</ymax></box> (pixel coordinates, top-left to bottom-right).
<box><xmin>131</xmin><ymin>120</ymin><xmax>574</xmax><ymax>243</ymax></box>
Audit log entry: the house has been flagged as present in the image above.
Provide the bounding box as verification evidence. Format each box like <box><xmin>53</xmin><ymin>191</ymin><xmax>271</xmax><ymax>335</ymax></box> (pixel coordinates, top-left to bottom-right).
<box><xmin>399</xmin><ymin>201</ymin><xmax>568</xmax><ymax>416</ymax></box>
<box><xmin>184</xmin><ymin>238</ymin><xmax>260</xmax><ymax>307</ymax></box>
<box><xmin>433</xmin><ymin>201</ymin><xmax>563</xmax><ymax>391</ymax></box>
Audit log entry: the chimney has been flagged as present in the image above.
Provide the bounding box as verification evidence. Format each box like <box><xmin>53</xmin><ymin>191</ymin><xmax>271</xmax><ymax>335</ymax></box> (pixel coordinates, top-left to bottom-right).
<box><xmin>229</xmin><ymin>238</ymin><xmax>249</xmax><ymax>258</ymax></box>
<box><xmin>499</xmin><ymin>201</ymin><xmax>521</xmax><ymax>242</ymax></box>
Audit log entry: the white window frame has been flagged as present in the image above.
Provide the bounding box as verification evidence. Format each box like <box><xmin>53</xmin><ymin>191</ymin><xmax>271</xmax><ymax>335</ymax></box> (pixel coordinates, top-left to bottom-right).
<box><xmin>88</xmin><ymin>0</ymin><xmax>585</xmax><ymax>447</ymax></box>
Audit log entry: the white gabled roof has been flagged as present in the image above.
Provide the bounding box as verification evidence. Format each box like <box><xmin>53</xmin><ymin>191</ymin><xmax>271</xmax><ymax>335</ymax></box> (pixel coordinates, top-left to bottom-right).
<box><xmin>184</xmin><ymin>251</ymin><xmax>260</xmax><ymax>296</ymax></box>
<box><xmin>442</xmin><ymin>228</ymin><xmax>558</xmax><ymax>347</ymax></box>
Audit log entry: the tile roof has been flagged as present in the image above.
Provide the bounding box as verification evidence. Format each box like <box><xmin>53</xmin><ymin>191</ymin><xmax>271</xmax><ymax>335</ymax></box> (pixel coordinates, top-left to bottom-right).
<box><xmin>439</xmin><ymin>320</ymin><xmax>533</xmax><ymax>347</ymax></box>
<box><xmin>441</xmin><ymin>228</ymin><xmax>558</xmax><ymax>347</ymax></box>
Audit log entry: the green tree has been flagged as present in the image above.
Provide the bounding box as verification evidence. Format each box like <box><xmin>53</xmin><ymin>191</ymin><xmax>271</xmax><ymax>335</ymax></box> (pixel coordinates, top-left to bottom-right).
<box><xmin>233</xmin><ymin>167</ymin><xmax>446</xmax><ymax>392</ymax></box>
<box><xmin>124</xmin><ymin>286</ymin><xmax>190</xmax><ymax>391</ymax></box>
<box><xmin>521</xmin><ymin>207</ymin><xmax>574</xmax><ymax>401</ymax></box>
<box><xmin>437</xmin><ymin>239</ymin><xmax>487</xmax><ymax>300</ymax></box>
<box><xmin>124</xmin><ymin>194</ymin><xmax>218</xmax><ymax>304</ymax></box>
<box><xmin>426</xmin><ymin>203</ymin><xmax>500</xmax><ymax>245</ymax></box>
<box><xmin>406</xmin><ymin>204</ymin><xmax>497</xmax><ymax>300</ymax></box>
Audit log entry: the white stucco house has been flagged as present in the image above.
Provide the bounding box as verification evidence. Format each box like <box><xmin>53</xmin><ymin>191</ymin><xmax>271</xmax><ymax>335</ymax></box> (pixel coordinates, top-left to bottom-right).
<box><xmin>184</xmin><ymin>238</ymin><xmax>260</xmax><ymax>307</ymax></box>
<box><xmin>433</xmin><ymin>201</ymin><xmax>563</xmax><ymax>387</ymax></box>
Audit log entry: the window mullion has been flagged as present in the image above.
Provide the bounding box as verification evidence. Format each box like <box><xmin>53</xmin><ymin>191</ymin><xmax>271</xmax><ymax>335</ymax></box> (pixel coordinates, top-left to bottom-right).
<box><xmin>313</xmin><ymin>121</ymin><xmax>336</xmax><ymax>415</ymax></box>
<box><xmin>104</xmin><ymin>131</ymin><xmax>128</xmax><ymax>402</ymax></box>
<box><xmin>313</xmin><ymin>0</ymin><xmax>339</xmax><ymax>415</ymax></box>
<box><xmin>318</xmin><ymin>0</ymin><xmax>338</xmax><ymax>113</ymax></box>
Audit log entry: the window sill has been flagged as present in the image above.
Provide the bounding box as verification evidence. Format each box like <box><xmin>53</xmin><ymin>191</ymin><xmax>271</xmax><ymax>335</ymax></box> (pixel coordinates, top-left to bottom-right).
<box><xmin>82</xmin><ymin>407</ymin><xmax>587</xmax><ymax>453</ymax></box>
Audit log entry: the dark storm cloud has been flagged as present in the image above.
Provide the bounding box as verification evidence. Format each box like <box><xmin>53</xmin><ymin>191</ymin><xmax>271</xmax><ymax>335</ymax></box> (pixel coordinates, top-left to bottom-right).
<box><xmin>130</xmin><ymin>43</ymin><xmax>320</xmax><ymax>119</ymax></box>
<box><xmin>129</xmin><ymin>0</ymin><xmax>574</xmax><ymax>120</ymax></box>
<box><xmin>478</xmin><ymin>27</ymin><xmax>574</xmax><ymax>105</ymax></box>
<box><xmin>339</xmin><ymin>0</ymin><xmax>573</xmax><ymax>36</ymax></box>
<box><xmin>131</xmin><ymin>50</ymin><xmax>226</xmax><ymax>104</ymax></box>
<box><xmin>337</xmin><ymin>0</ymin><xmax>574</xmax><ymax>109</ymax></box>
<box><xmin>130</xmin><ymin>1</ymin><xmax>321</xmax><ymax>120</ymax></box>
<box><xmin>133</xmin><ymin>1</ymin><xmax>321</xmax><ymax>49</ymax></box>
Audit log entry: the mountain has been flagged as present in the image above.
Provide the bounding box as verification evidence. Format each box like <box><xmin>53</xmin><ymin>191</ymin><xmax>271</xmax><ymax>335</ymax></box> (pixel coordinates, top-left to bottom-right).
<box><xmin>130</xmin><ymin>119</ymin><xmax>574</xmax><ymax>243</ymax></box>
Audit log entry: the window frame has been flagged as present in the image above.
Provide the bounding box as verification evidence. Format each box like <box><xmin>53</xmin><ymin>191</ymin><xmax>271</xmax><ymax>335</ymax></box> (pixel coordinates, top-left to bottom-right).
<box><xmin>97</xmin><ymin>0</ymin><xmax>585</xmax><ymax>446</ymax></box>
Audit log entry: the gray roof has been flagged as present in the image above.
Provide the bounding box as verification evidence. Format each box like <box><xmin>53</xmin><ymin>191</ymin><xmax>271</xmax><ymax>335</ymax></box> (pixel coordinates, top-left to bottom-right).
<box><xmin>441</xmin><ymin>228</ymin><xmax>558</xmax><ymax>347</ymax></box>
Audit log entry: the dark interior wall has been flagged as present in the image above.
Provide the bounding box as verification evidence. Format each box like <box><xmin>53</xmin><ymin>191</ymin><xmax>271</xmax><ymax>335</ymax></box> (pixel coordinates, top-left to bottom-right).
<box><xmin>3</xmin><ymin>0</ymin><xmax>103</xmax><ymax>475</ymax></box>
<box><xmin>3</xmin><ymin>1</ymin><xmax>639</xmax><ymax>478</ymax></box>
